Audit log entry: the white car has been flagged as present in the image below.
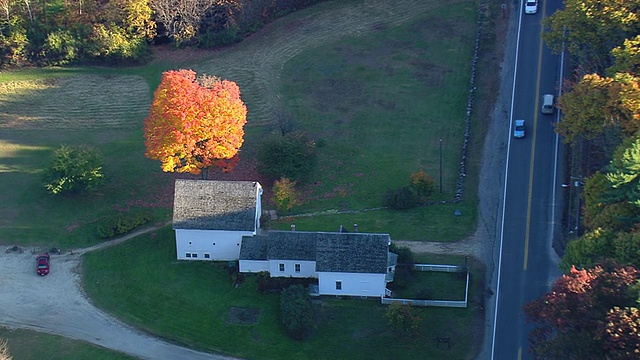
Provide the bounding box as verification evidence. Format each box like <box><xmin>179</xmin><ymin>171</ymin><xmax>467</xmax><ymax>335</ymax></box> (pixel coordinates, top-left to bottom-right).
<box><xmin>541</xmin><ymin>94</ymin><xmax>554</xmax><ymax>114</ymax></box>
<box><xmin>524</xmin><ymin>0</ymin><xmax>538</xmax><ymax>14</ymax></box>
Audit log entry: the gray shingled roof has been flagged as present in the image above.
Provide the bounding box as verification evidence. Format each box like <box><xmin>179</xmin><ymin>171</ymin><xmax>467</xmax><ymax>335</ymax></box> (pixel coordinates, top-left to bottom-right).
<box><xmin>315</xmin><ymin>232</ymin><xmax>390</xmax><ymax>274</ymax></box>
<box><xmin>173</xmin><ymin>179</ymin><xmax>260</xmax><ymax>231</ymax></box>
<box><xmin>238</xmin><ymin>231</ymin><xmax>390</xmax><ymax>274</ymax></box>
<box><xmin>266</xmin><ymin>231</ymin><xmax>316</xmax><ymax>261</ymax></box>
<box><xmin>239</xmin><ymin>235</ymin><xmax>268</xmax><ymax>260</ymax></box>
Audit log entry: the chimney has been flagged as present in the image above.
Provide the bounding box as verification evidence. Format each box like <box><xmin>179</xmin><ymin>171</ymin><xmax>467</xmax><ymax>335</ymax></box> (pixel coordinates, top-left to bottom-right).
<box><xmin>291</xmin><ymin>224</ymin><xmax>296</xmax><ymax>231</ymax></box>
<box><xmin>354</xmin><ymin>224</ymin><xmax>358</xmax><ymax>232</ymax></box>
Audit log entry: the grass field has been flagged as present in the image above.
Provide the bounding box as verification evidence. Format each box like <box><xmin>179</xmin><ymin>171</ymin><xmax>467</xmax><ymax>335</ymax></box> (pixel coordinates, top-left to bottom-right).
<box><xmin>82</xmin><ymin>227</ymin><xmax>484</xmax><ymax>359</ymax></box>
<box><xmin>0</xmin><ymin>327</ymin><xmax>134</xmax><ymax>359</ymax></box>
<box><xmin>0</xmin><ymin>0</ymin><xmax>480</xmax><ymax>248</ymax></box>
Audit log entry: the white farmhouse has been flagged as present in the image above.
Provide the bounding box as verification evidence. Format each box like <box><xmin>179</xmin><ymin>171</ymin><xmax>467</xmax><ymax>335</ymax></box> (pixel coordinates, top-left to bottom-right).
<box><xmin>172</xmin><ymin>179</ymin><xmax>397</xmax><ymax>298</ymax></box>
<box><xmin>172</xmin><ymin>179</ymin><xmax>263</xmax><ymax>261</ymax></box>
<box><xmin>240</xmin><ymin>231</ymin><xmax>397</xmax><ymax>297</ymax></box>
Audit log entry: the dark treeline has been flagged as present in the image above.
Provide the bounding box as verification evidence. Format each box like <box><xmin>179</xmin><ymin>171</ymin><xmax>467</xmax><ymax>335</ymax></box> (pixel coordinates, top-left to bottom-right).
<box><xmin>0</xmin><ymin>0</ymin><xmax>325</xmax><ymax>68</ymax></box>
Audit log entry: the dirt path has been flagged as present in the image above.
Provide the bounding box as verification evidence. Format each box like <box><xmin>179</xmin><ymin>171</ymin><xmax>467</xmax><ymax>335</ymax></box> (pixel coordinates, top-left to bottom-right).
<box><xmin>0</xmin><ymin>1</ymin><xmax>514</xmax><ymax>359</ymax></box>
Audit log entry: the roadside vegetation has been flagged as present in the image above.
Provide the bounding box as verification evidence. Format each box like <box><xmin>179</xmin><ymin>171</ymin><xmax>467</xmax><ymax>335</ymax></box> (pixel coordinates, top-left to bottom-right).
<box><xmin>525</xmin><ymin>0</ymin><xmax>640</xmax><ymax>357</ymax></box>
<box><xmin>0</xmin><ymin>0</ymin><xmax>508</xmax><ymax>358</ymax></box>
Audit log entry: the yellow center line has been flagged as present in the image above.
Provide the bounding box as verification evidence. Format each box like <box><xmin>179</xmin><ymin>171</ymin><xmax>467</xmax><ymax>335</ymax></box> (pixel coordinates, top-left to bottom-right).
<box><xmin>524</xmin><ymin>11</ymin><xmax>546</xmax><ymax>271</ymax></box>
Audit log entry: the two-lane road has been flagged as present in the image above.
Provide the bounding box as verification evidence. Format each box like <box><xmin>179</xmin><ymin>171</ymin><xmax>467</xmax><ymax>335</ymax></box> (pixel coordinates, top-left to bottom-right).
<box><xmin>492</xmin><ymin>0</ymin><xmax>564</xmax><ymax>358</ymax></box>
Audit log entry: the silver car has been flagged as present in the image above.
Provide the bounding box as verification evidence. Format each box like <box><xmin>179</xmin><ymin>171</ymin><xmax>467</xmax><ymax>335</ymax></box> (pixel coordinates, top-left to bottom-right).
<box><xmin>541</xmin><ymin>94</ymin><xmax>554</xmax><ymax>114</ymax></box>
<box><xmin>514</xmin><ymin>119</ymin><xmax>525</xmax><ymax>138</ymax></box>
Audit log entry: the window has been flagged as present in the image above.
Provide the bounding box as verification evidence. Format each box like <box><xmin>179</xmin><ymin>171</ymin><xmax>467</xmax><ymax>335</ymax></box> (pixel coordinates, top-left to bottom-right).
<box><xmin>295</xmin><ymin>263</ymin><xmax>301</xmax><ymax>273</ymax></box>
<box><xmin>336</xmin><ymin>281</ymin><xmax>342</xmax><ymax>290</ymax></box>
<box><xmin>185</xmin><ymin>253</ymin><xmax>191</xmax><ymax>258</ymax></box>
<box><xmin>279</xmin><ymin>263</ymin><xmax>285</xmax><ymax>272</ymax></box>
<box><xmin>204</xmin><ymin>253</ymin><xmax>210</xmax><ymax>259</ymax></box>
<box><xmin>192</xmin><ymin>253</ymin><xmax>198</xmax><ymax>258</ymax></box>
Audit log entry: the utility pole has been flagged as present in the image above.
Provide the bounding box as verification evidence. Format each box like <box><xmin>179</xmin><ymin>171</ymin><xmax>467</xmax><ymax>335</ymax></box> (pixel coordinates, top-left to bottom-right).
<box><xmin>439</xmin><ymin>138</ymin><xmax>443</xmax><ymax>194</ymax></box>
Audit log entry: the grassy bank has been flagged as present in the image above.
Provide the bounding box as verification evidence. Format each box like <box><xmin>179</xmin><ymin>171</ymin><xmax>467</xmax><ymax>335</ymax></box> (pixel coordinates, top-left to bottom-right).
<box><xmin>0</xmin><ymin>327</ymin><xmax>134</xmax><ymax>359</ymax></box>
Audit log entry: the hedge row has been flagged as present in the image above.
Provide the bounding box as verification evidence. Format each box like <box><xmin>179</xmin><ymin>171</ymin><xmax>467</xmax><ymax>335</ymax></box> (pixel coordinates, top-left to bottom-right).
<box><xmin>97</xmin><ymin>211</ymin><xmax>154</xmax><ymax>239</ymax></box>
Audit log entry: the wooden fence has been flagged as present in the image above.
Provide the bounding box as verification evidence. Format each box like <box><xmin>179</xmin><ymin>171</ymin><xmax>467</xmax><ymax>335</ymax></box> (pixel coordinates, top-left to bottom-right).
<box><xmin>381</xmin><ymin>264</ymin><xmax>470</xmax><ymax>308</ymax></box>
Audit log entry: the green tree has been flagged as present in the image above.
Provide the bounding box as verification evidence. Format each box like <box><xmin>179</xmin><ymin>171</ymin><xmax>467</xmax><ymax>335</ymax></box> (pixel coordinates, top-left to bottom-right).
<box><xmin>257</xmin><ymin>131</ymin><xmax>317</xmax><ymax>183</ymax></box>
<box><xmin>385</xmin><ymin>302</ymin><xmax>421</xmax><ymax>337</ymax></box>
<box><xmin>384</xmin><ymin>186</ymin><xmax>419</xmax><ymax>210</ymax></box>
<box><xmin>607</xmin><ymin>136</ymin><xmax>640</xmax><ymax>206</ymax></box>
<box><xmin>583</xmin><ymin>171</ymin><xmax>610</xmax><ymax>229</ymax></box>
<box><xmin>613</xmin><ymin>232</ymin><xmax>640</xmax><ymax>268</ymax></box>
<box><xmin>589</xmin><ymin>202</ymin><xmax>640</xmax><ymax>233</ymax></box>
<box><xmin>42</xmin><ymin>144</ymin><xmax>105</xmax><ymax>195</ymax></box>
<box><xmin>560</xmin><ymin>228</ymin><xmax>616</xmax><ymax>272</ymax></box>
<box><xmin>280</xmin><ymin>284</ymin><xmax>313</xmax><ymax>340</ymax></box>
<box><xmin>389</xmin><ymin>243</ymin><xmax>414</xmax><ymax>265</ymax></box>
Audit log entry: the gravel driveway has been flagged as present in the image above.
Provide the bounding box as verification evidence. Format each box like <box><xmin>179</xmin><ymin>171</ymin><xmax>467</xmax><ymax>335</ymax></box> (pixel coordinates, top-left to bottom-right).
<box><xmin>0</xmin><ymin>246</ymin><xmax>237</xmax><ymax>360</ymax></box>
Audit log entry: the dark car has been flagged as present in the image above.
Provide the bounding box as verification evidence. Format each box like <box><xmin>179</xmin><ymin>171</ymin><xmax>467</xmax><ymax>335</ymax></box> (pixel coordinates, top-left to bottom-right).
<box><xmin>36</xmin><ymin>253</ymin><xmax>50</xmax><ymax>276</ymax></box>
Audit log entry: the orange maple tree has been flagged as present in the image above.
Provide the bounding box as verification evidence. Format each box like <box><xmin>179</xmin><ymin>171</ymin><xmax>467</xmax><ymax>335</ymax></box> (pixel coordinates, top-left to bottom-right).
<box><xmin>144</xmin><ymin>69</ymin><xmax>247</xmax><ymax>178</ymax></box>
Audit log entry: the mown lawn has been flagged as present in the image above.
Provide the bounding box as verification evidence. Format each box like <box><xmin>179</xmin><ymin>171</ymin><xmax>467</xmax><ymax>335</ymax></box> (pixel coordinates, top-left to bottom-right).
<box><xmin>0</xmin><ymin>327</ymin><xmax>135</xmax><ymax>359</ymax></box>
<box><xmin>0</xmin><ymin>0</ymin><xmax>481</xmax><ymax>249</ymax></box>
<box><xmin>82</xmin><ymin>227</ymin><xmax>484</xmax><ymax>359</ymax></box>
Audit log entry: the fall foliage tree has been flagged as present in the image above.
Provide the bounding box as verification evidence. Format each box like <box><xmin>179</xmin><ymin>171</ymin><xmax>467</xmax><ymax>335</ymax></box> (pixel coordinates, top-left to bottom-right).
<box><xmin>542</xmin><ymin>0</ymin><xmax>640</xmax><ymax>73</ymax></box>
<box><xmin>556</xmin><ymin>73</ymin><xmax>640</xmax><ymax>145</ymax></box>
<box><xmin>556</xmin><ymin>74</ymin><xmax>614</xmax><ymax>144</ymax></box>
<box><xmin>272</xmin><ymin>177</ymin><xmax>301</xmax><ymax>213</ymax></box>
<box><xmin>603</xmin><ymin>306</ymin><xmax>640</xmax><ymax>357</ymax></box>
<box><xmin>523</xmin><ymin>263</ymin><xmax>639</xmax><ymax>359</ymax></box>
<box><xmin>150</xmin><ymin>0</ymin><xmax>239</xmax><ymax>45</ymax></box>
<box><xmin>144</xmin><ymin>69</ymin><xmax>247</xmax><ymax>179</ymax></box>
<box><xmin>409</xmin><ymin>170</ymin><xmax>436</xmax><ymax>201</ymax></box>
<box><xmin>609</xmin><ymin>35</ymin><xmax>640</xmax><ymax>76</ymax></box>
